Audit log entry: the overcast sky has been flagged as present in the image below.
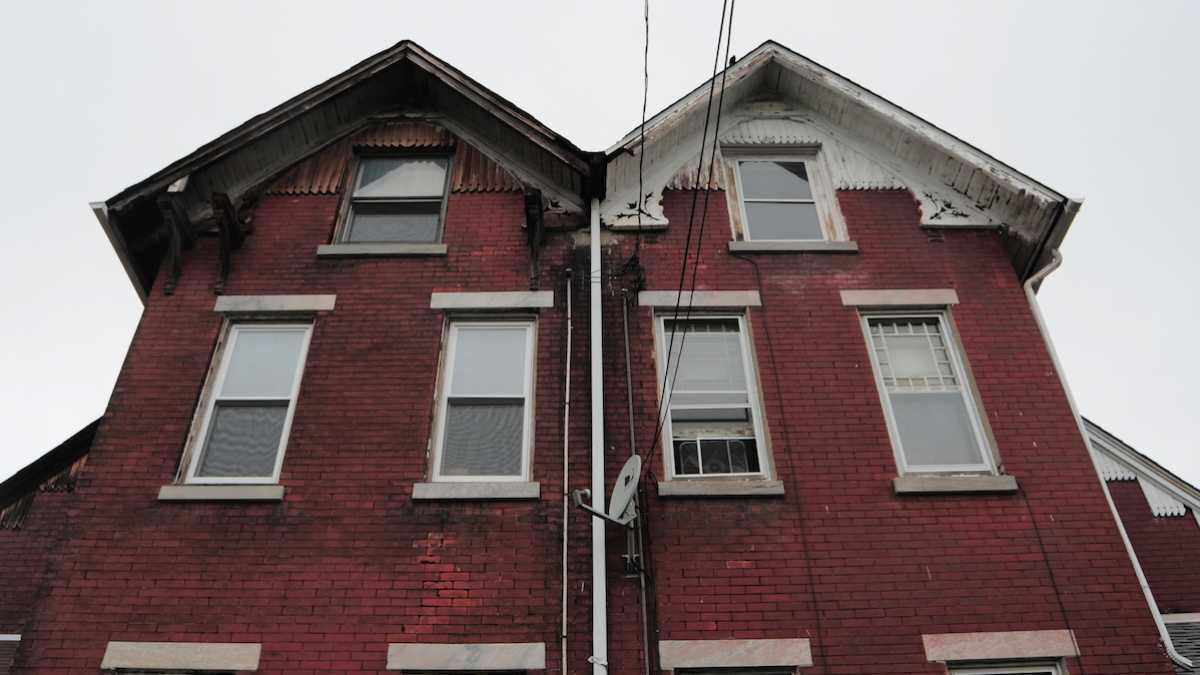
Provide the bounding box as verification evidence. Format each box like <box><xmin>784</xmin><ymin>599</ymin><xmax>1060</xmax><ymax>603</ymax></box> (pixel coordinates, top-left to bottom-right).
<box><xmin>1</xmin><ymin>1</ymin><xmax>1197</xmax><ymax>488</ymax></box>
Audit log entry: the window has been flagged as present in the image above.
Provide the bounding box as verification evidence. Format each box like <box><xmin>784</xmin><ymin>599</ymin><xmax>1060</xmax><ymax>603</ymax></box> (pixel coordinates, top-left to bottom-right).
<box><xmin>732</xmin><ymin>155</ymin><xmax>841</xmax><ymax>242</ymax></box>
<box><xmin>658</xmin><ymin>316</ymin><xmax>767</xmax><ymax>478</ymax></box>
<box><xmin>341</xmin><ymin>155</ymin><xmax>449</xmax><ymax>243</ymax></box>
<box><xmin>431</xmin><ymin>321</ymin><xmax>535</xmax><ymax>481</ymax></box>
<box><xmin>185</xmin><ymin>324</ymin><xmax>312</xmax><ymax>484</ymax></box>
<box><xmin>862</xmin><ymin>313</ymin><xmax>993</xmax><ymax>474</ymax></box>
<box><xmin>950</xmin><ymin>665</ymin><xmax>1062</xmax><ymax>675</ymax></box>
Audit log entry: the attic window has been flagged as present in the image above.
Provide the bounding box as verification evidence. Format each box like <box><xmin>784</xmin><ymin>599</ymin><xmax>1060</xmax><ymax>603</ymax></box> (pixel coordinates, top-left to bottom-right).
<box><xmin>728</xmin><ymin>150</ymin><xmax>846</xmax><ymax>244</ymax></box>
<box><xmin>341</xmin><ymin>155</ymin><xmax>449</xmax><ymax>243</ymax></box>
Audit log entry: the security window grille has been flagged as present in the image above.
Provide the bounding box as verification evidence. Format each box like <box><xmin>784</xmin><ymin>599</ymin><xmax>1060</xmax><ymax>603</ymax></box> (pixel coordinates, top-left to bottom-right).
<box><xmin>344</xmin><ymin>156</ymin><xmax>449</xmax><ymax>243</ymax></box>
<box><xmin>864</xmin><ymin>314</ymin><xmax>992</xmax><ymax>473</ymax></box>
<box><xmin>187</xmin><ymin>324</ymin><xmax>311</xmax><ymax>484</ymax></box>
<box><xmin>660</xmin><ymin>317</ymin><xmax>766</xmax><ymax>477</ymax></box>
<box><xmin>433</xmin><ymin>321</ymin><xmax>535</xmax><ymax>481</ymax></box>
<box><xmin>737</xmin><ymin>159</ymin><xmax>823</xmax><ymax>241</ymax></box>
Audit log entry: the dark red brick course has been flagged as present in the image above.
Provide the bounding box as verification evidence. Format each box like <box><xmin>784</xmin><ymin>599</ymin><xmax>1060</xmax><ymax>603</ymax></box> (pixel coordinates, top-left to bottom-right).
<box><xmin>1109</xmin><ymin>480</ymin><xmax>1200</xmax><ymax>614</ymax></box>
<box><xmin>0</xmin><ymin>182</ymin><xmax>1179</xmax><ymax>674</ymax></box>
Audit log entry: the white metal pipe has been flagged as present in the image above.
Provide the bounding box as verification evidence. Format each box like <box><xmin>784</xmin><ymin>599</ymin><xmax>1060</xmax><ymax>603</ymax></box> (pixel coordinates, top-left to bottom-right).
<box><xmin>589</xmin><ymin>198</ymin><xmax>608</xmax><ymax>675</ymax></box>
<box><xmin>1024</xmin><ymin>249</ymin><xmax>1192</xmax><ymax>669</ymax></box>
<box><xmin>562</xmin><ymin>270</ymin><xmax>573</xmax><ymax>675</ymax></box>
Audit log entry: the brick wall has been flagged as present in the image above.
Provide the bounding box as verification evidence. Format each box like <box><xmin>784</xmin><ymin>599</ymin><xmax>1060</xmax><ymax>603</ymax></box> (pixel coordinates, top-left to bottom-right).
<box><xmin>1109</xmin><ymin>480</ymin><xmax>1200</xmax><ymax>614</ymax></box>
<box><xmin>9</xmin><ymin>189</ymin><xmax>597</xmax><ymax>673</ymax></box>
<box><xmin>599</xmin><ymin>188</ymin><xmax>1175</xmax><ymax>674</ymax></box>
<box><xmin>3</xmin><ymin>181</ymin><xmax>1180</xmax><ymax>673</ymax></box>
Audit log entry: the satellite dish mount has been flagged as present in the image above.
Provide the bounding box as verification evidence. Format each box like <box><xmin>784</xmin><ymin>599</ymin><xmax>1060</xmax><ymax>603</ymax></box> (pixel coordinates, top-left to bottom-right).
<box><xmin>572</xmin><ymin>454</ymin><xmax>641</xmax><ymax>527</ymax></box>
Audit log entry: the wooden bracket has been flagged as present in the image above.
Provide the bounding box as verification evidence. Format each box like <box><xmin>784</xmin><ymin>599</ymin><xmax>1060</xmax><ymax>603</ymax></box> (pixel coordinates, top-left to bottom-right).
<box><xmin>211</xmin><ymin>193</ymin><xmax>244</xmax><ymax>295</ymax></box>
<box><xmin>524</xmin><ymin>189</ymin><xmax>544</xmax><ymax>291</ymax></box>
<box><xmin>155</xmin><ymin>194</ymin><xmax>193</xmax><ymax>295</ymax></box>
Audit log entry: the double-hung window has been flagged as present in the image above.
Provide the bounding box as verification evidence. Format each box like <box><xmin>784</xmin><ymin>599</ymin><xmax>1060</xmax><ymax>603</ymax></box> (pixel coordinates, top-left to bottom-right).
<box><xmin>732</xmin><ymin>154</ymin><xmax>842</xmax><ymax>242</ymax></box>
<box><xmin>185</xmin><ymin>323</ymin><xmax>312</xmax><ymax>483</ymax></box>
<box><xmin>431</xmin><ymin>321</ymin><xmax>535</xmax><ymax>481</ymax></box>
<box><xmin>341</xmin><ymin>155</ymin><xmax>449</xmax><ymax>243</ymax></box>
<box><xmin>862</xmin><ymin>313</ymin><xmax>993</xmax><ymax>473</ymax></box>
<box><xmin>658</xmin><ymin>316</ymin><xmax>767</xmax><ymax>478</ymax></box>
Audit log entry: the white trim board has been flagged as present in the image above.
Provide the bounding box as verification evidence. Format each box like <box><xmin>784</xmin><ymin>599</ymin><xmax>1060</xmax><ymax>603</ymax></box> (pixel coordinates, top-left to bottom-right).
<box><xmin>214</xmin><ymin>294</ymin><xmax>336</xmax><ymax>314</ymax></box>
<box><xmin>0</xmin><ymin>634</ymin><xmax>19</xmax><ymax>641</ymax></box>
<box><xmin>100</xmin><ymin>641</ymin><xmax>261</xmax><ymax>671</ymax></box>
<box><xmin>387</xmin><ymin>642</ymin><xmax>545</xmax><ymax>670</ymax></box>
<box><xmin>658</xmin><ymin>638</ymin><xmax>813</xmax><ymax>669</ymax></box>
<box><xmin>1086</xmin><ymin>419</ymin><xmax>1200</xmax><ymax>517</ymax></box>
<box><xmin>841</xmin><ymin>288</ymin><xmax>959</xmax><ymax>307</ymax></box>
<box><xmin>430</xmin><ymin>291</ymin><xmax>553</xmax><ymax>310</ymax></box>
<box><xmin>922</xmin><ymin>630</ymin><xmax>1079</xmax><ymax>662</ymax></box>
<box><xmin>638</xmin><ymin>290</ymin><xmax>761</xmax><ymax>307</ymax></box>
<box><xmin>1163</xmin><ymin>613</ymin><xmax>1200</xmax><ymax>624</ymax></box>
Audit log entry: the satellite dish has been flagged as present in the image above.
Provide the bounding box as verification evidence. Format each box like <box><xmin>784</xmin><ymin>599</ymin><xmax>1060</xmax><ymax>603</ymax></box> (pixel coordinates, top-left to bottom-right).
<box><xmin>571</xmin><ymin>454</ymin><xmax>642</xmax><ymax>527</ymax></box>
<box><xmin>608</xmin><ymin>455</ymin><xmax>641</xmax><ymax>525</ymax></box>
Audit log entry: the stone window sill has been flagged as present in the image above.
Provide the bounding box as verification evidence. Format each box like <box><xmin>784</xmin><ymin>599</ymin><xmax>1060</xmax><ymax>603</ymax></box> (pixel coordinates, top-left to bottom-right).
<box><xmin>412</xmin><ymin>481</ymin><xmax>540</xmax><ymax>500</ymax></box>
<box><xmin>892</xmin><ymin>474</ymin><xmax>1018</xmax><ymax>495</ymax></box>
<box><xmin>158</xmin><ymin>484</ymin><xmax>285</xmax><ymax>502</ymax></box>
<box><xmin>657</xmin><ymin>479</ymin><xmax>785</xmax><ymax>497</ymax></box>
<box><xmin>728</xmin><ymin>240</ymin><xmax>858</xmax><ymax>254</ymax></box>
<box><xmin>316</xmin><ymin>243</ymin><xmax>448</xmax><ymax>257</ymax></box>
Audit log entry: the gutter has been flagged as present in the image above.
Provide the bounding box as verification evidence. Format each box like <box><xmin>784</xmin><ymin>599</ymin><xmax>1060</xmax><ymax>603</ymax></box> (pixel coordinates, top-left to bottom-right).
<box><xmin>1023</xmin><ymin>245</ymin><xmax>1193</xmax><ymax>670</ymax></box>
<box><xmin>90</xmin><ymin>202</ymin><xmax>147</xmax><ymax>306</ymax></box>
<box><xmin>588</xmin><ymin>197</ymin><xmax>608</xmax><ymax>675</ymax></box>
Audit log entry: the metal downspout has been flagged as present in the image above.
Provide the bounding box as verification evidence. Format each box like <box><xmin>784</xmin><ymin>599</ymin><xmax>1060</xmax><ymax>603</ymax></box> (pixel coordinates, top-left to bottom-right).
<box><xmin>1023</xmin><ymin>249</ymin><xmax>1193</xmax><ymax>670</ymax></box>
<box><xmin>589</xmin><ymin>198</ymin><xmax>608</xmax><ymax>675</ymax></box>
<box><xmin>561</xmin><ymin>270</ymin><xmax>574</xmax><ymax>675</ymax></box>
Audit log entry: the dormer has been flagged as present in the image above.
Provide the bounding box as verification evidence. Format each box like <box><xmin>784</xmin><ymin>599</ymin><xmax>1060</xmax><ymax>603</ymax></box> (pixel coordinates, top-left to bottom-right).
<box><xmin>602</xmin><ymin>41</ymin><xmax>1081</xmax><ymax>279</ymax></box>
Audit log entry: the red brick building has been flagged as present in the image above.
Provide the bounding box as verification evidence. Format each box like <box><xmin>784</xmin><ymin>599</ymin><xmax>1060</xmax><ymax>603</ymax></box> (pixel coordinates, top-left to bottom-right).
<box><xmin>1</xmin><ymin>40</ymin><xmax>1193</xmax><ymax>675</ymax></box>
<box><xmin>1087</xmin><ymin>420</ymin><xmax>1200</xmax><ymax>673</ymax></box>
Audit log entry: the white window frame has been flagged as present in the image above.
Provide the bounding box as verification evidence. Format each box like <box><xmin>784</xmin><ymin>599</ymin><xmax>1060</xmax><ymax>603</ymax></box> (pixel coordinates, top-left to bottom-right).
<box><xmin>950</xmin><ymin>665</ymin><xmax>1063</xmax><ymax>675</ymax></box>
<box><xmin>430</xmin><ymin>319</ymin><xmax>536</xmax><ymax>483</ymax></box>
<box><xmin>183</xmin><ymin>322</ymin><xmax>313</xmax><ymax>485</ymax></box>
<box><xmin>335</xmin><ymin>153</ymin><xmax>453</xmax><ymax>244</ymax></box>
<box><xmin>654</xmin><ymin>314</ymin><xmax>769</xmax><ymax>480</ymax></box>
<box><xmin>859</xmin><ymin>310</ymin><xmax>995</xmax><ymax>475</ymax></box>
<box><xmin>726</xmin><ymin>148</ymin><xmax>846</xmax><ymax>243</ymax></box>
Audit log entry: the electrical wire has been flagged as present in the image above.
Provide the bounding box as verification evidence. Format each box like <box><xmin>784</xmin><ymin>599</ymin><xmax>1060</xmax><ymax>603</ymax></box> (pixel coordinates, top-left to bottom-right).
<box><xmin>633</xmin><ymin>0</ymin><xmax>651</xmax><ymax>258</ymax></box>
<box><xmin>728</xmin><ymin>248</ymin><xmax>831</xmax><ymax>673</ymax></box>
<box><xmin>644</xmin><ymin>0</ymin><xmax>735</xmax><ymax>480</ymax></box>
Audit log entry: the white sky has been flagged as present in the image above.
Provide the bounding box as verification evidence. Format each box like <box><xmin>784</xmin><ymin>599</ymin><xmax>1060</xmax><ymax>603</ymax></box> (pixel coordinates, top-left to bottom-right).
<box><xmin>1</xmin><ymin>1</ymin><xmax>1197</xmax><ymax>487</ymax></box>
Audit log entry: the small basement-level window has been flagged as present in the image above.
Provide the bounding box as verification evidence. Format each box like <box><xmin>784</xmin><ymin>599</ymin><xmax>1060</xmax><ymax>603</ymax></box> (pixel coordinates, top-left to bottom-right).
<box><xmin>658</xmin><ymin>316</ymin><xmax>767</xmax><ymax>478</ymax></box>
<box><xmin>185</xmin><ymin>324</ymin><xmax>312</xmax><ymax>484</ymax></box>
<box><xmin>431</xmin><ymin>321</ymin><xmax>535</xmax><ymax>481</ymax></box>
<box><xmin>732</xmin><ymin>155</ymin><xmax>841</xmax><ymax>242</ymax></box>
<box><xmin>862</xmin><ymin>313</ymin><xmax>993</xmax><ymax>474</ymax></box>
<box><xmin>341</xmin><ymin>155</ymin><xmax>449</xmax><ymax>243</ymax></box>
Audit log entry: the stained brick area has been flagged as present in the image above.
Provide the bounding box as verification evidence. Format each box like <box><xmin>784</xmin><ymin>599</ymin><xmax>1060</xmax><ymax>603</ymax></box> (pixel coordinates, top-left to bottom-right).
<box><xmin>4</xmin><ymin>191</ymin><xmax>596</xmax><ymax>673</ymax></box>
<box><xmin>600</xmin><ymin>189</ymin><xmax>1174</xmax><ymax>674</ymax></box>
<box><xmin>1110</xmin><ymin>480</ymin><xmax>1200</xmax><ymax>613</ymax></box>
<box><xmin>0</xmin><ymin>186</ymin><xmax>1180</xmax><ymax>674</ymax></box>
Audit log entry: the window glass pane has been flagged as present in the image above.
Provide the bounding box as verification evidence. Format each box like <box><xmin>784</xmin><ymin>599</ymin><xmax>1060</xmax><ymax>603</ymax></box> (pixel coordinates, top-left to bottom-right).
<box><xmin>745</xmin><ymin>202</ymin><xmax>822</xmax><ymax>240</ymax></box>
<box><xmin>739</xmin><ymin>160</ymin><xmax>812</xmax><ymax>199</ymax></box>
<box><xmin>665</xmin><ymin>319</ymin><xmax>746</xmax><ymax>395</ymax></box>
<box><xmin>450</xmin><ymin>325</ymin><xmax>529</xmax><ymax>396</ymax></box>
<box><xmin>886</xmin><ymin>334</ymin><xmax>940</xmax><ymax>379</ymax></box>
<box><xmin>891</xmin><ymin>391</ymin><xmax>984</xmax><ymax>467</ymax></box>
<box><xmin>219</xmin><ymin>328</ymin><xmax>307</xmax><ymax>399</ymax></box>
<box><xmin>355</xmin><ymin>157</ymin><xmax>447</xmax><ymax>198</ymax></box>
<box><xmin>347</xmin><ymin>207</ymin><xmax>440</xmax><ymax>243</ymax></box>
<box><xmin>672</xmin><ymin>438</ymin><xmax>759</xmax><ymax>476</ymax></box>
<box><xmin>197</xmin><ymin>403</ymin><xmax>287</xmax><ymax>478</ymax></box>
<box><xmin>440</xmin><ymin>401</ymin><xmax>524</xmax><ymax>476</ymax></box>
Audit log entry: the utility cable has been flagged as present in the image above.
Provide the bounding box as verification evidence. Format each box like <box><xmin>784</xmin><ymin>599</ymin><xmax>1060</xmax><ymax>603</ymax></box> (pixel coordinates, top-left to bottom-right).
<box><xmin>644</xmin><ymin>0</ymin><xmax>734</xmax><ymax>480</ymax></box>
